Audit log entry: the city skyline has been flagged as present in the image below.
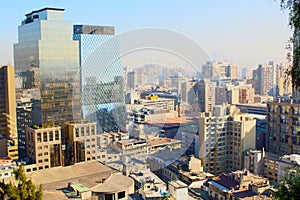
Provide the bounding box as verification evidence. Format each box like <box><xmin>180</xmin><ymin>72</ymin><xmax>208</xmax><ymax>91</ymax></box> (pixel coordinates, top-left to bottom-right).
<box><xmin>0</xmin><ymin>0</ymin><xmax>291</xmax><ymax>69</ymax></box>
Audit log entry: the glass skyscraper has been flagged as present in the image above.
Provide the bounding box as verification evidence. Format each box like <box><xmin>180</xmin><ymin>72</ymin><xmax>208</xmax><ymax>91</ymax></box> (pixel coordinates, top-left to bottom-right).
<box><xmin>14</xmin><ymin>8</ymin><xmax>81</xmax><ymax>125</ymax></box>
<box><xmin>73</xmin><ymin>25</ymin><xmax>125</xmax><ymax>133</ymax></box>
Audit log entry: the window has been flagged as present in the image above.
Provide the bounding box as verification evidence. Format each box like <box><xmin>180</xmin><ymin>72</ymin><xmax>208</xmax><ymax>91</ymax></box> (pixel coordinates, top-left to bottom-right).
<box><xmin>55</xmin><ymin>131</ymin><xmax>59</xmax><ymax>140</ymax></box>
<box><xmin>49</xmin><ymin>131</ymin><xmax>53</xmax><ymax>141</ymax></box>
<box><xmin>118</xmin><ymin>191</ymin><xmax>125</xmax><ymax>199</ymax></box>
<box><xmin>81</xmin><ymin>127</ymin><xmax>85</xmax><ymax>136</ymax></box>
<box><xmin>91</xmin><ymin>126</ymin><xmax>95</xmax><ymax>135</ymax></box>
<box><xmin>43</xmin><ymin>132</ymin><xmax>47</xmax><ymax>142</ymax></box>
<box><xmin>75</xmin><ymin>128</ymin><xmax>79</xmax><ymax>137</ymax></box>
<box><xmin>37</xmin><ymin>133</ymin><xmax>41</xmax><ymax>142</ymax></box>
<box><xmin>86</xmin><ymin>127</ymin><xmax>90</xmax><ymax>136</ymax></box>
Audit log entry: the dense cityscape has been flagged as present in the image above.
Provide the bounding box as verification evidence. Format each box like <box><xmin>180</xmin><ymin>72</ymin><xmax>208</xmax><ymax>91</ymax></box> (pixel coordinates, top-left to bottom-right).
<box><xmin>0</xmin><ymin>2</ymin><xmax>300</xmax><ymax>200</ymax></box>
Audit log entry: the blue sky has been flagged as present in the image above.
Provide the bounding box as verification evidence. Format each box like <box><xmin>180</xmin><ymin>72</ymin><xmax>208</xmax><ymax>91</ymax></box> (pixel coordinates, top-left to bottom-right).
<box><xmin>0</xmin><ymin>0</ymin><xmax>291</xmax><ymax>68</ymax></box>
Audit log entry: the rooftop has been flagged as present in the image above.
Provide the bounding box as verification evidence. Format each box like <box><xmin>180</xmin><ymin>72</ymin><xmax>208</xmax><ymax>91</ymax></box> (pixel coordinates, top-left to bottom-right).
<box><xmin>92</xmin><ymin>173</ymin><xmax>134</xmax><ymax>193</ymax></box>
<box><xmin>25</xmin><ymin>7</ymin><xmax>64</xmax><ymax>16</ymax></box>
<box><xmin>147</xmin><ymin>117</ymin><xmax>196</xmax><ymax>128</ymax></box>
<box><xmin>232</xmin><ymin>189</ymin><xmax>256</xmax><ymax>199</ymax></box>
<box><xmin>169</xmin><ymin>180</ymin><xmax>188</xmax><ymax>189</ymax></box>
<box><xmin>26</xmin><ymin>161</ymin><xmax>117</xmax><ymax>199</ymax></box>
<box><xmin>30</xmin><ymin>124</ymin><xmax>59</xmax><ymax>130</ymax></box>
<box><xmin>149</xmin><ymin>137</ymin><xmax>180</xmax><ymax>147</ymax></box>
<box><xmin>130</xmin><ymin>169</ymin><xmax>165</xmax><ymax>185</ymax></box>
<box><xmin>0</xmin><ymin>157</ymin><xmax>13</xmax><ymax>165</ymax></box>
<box><xmin>69</xmin><ymin>183</ymin><xmax>90</xmax><ymax>193</ymax></box>
<box><xmin>213</xmin><ymin>174</ymin><xmax>239</xmax><ymax>189</ymax></box>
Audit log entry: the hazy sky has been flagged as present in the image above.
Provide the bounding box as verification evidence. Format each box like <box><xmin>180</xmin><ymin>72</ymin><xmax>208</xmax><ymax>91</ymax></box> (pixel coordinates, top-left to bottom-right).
<box><xmin>0</xmin><ymin>0</ymin><xmax>291</xmax><ymax>69</ymax></box>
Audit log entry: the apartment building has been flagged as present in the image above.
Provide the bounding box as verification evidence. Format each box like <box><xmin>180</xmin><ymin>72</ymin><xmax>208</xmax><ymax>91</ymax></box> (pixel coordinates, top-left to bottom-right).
<box><xmin>266</xmin><ymin>99</ymin><xmax>300</xmax><ymax>155</ymax></box>
<box><xmin>198</xmin><ymin>105</ymin><xmax>256</xmax><ymax>175</ymax></box>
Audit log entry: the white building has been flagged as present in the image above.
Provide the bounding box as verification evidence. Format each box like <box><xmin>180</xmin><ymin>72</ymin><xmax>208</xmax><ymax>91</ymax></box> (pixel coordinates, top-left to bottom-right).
<box><xmin>168</xmin><ymin>180</ymin><xmax>188</xmax><ymax>200</ymax></box>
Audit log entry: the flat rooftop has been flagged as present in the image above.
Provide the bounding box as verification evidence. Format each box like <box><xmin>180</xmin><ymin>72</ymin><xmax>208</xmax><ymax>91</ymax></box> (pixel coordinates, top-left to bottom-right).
<box><xmin>169</xmin><ymin>180</ymin><xmax>188</xmax><ymax>188</ymax></box>
<box><xmin>149</xmin><ymin>137</ymin><xmax>180</xmax><ymax>147</ymax></box>
<box><xmin>147</xmin><ymin>117</ymin><xmax>196</xmax><ymax>128</ymax></box>
<box><xmin>26</xmin><ymin>161</ymin><xmax>118</xmax><ymax>200</ymax></box>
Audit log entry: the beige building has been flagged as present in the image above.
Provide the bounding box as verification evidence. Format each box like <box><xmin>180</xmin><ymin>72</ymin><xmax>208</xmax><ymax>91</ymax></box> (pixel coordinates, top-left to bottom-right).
<box><xmin>244</xmin><ymin>149</ymin><xmax>265</xmax><ymax>176</ymax></box>
<box><xmin>168</xmin><ymin>180</ymin><xmax>188</xmax><ymax>200</ymax></box>
<box><xmin>207</xmin><ymin>170</ymin><xmax>272</xmax><ymax>200</ymax></box>
<box><xmin>266</xmin><ymin>99</ymin><xmax>300</xmax><ymax>155</ymax></box>
<box><xmin>26</xmin><ymin>125</ymin><xmax>62</xmax><ymax>170</ymax></box>
<box><xmin>255</xmin><ymin>64</ymin><xmax>275</xmax><ymax>96</ymax></box>
<box><xmin>198</xmin><ymin>105</ymin><xmax>256</xmax><ymax>175</ymax></box>
<box><xmin>239</xmin><ymin>86</ymin><xmax>255</xmax><ymax>103</ymax></box>
<box><xmin>64</xmin><ymin>121</ymin><xmax>97</xmax><ymax>165</ymax></box>
<box><xmin>0</xmin><ymin>66</ymin><xmax>18</xmax><ymax>160</ymax></box>
<box><xmin>195</xmin><ymin>79</ymin><xmax>216</xmax><ymax>112</ymax></box>
<box><xmin>278</xmin><ymin>154</ymin><xmax>300</xmax><ymax>181</ymax></box>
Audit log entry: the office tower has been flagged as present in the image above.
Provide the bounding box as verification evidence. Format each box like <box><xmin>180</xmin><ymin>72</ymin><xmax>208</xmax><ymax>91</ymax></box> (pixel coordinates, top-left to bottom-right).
<box><xmin>14</xmin><ymin>8</ymin><xmax>81</xmax><ymax>125</ymax></box>
<box><xmin>127</xmin><ymin>71</ymin><xmax>137</xmax><ymax>90</ymax></box>
<box><xmin>198</xmin><ymin>105</ymin><xmax>256</xmax><ymax>175</ymax></box>
<box><xmin>255</xmin><ymin>64</ymin><xmax>275</xmax><ymax>96</ymax></box>
<box><xmin>0</xmin><ymin>66</ymin><xmax>18</xmax><ymax>160</ymax></box>
<box><xmin>180</xmin><ymin>78</ymin><xmax>198</xmax><ymax>109</ymax></box>
<box><xmin>242</xmin><ymin>67</ymin><xmax>251</xmax><ymax>79</ymax></box>
<box><xmin>26</xmin><ymin>125</ymin><xmax>62</xmax><ymax>169</ymax></box>
<box><xmin>202</xmin><ymin>61</ymin><xmax>218</xmax><ymax>79</ymax></box>
<box><xmin>266</xmin><ymin>99</ymin><xmax>300</xmax><ymax>155</ymax></box>
<box><xmin>202</xmin><ymin>61</ymin><xmax>237</xmax><ymax>80</ymax></box>
<box><xmin>73</xmin><ymin>25</ymin><xmax>125</xmax><ymax>133</ymax></box>
<box><xmin>194</xmin><ymin>79</ymin><xmax>216</xmax><ymax>112</ymax></box>
<box><xmin>17</xmin><ymin>97</ymin><xmax>33</xmax><ymax>159</ymax></box>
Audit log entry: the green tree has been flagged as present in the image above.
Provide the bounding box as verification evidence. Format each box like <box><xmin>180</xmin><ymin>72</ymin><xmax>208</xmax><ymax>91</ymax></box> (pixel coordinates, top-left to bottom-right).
<box><xmin>0</xmin><ymin>165</ymin><xmax>42</xmax><ymax>200</ymax></box>
<box><xmin>275</xmin><ymin>166</ymin><xmax>300</xmax><ymax>200</ymax></box>
<box><xmin>280</xmin><ymin>0</ymin><xmax>300</xmax><ymax>90</ymax></box>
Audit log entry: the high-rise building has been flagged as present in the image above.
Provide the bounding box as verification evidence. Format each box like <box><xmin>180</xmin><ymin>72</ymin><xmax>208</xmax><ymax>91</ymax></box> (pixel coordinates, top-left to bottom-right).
<box><xmin>242</xmin><ymin>67</ymin><xmax>251</xmax><ymax>79</ymax></box>
<box><xmin>239</xmin><ymin>85</ymin><xmax>255</xmax><ymax>103</ymax></box>
<box><xmin>16</xmin><ymin>97</ymin><xmax>33</xmax><ymax>159</ymax></box>
<box><xmin>0</xmin><ymin>65</ymin><xmax>18</xmax><ymax>160</ymax></box>
<box><xmin>266</xmin><ymin>99</ymin><xmax>300</xmax><ymax>155</ymax></box>
<box><xmin>255</xmin><ymin>64</ymin><xmax>277</xmax><ymax>97</ymax></box>
<box><xmin>225</xmin><ymin>65</ymin><xmax>238</xmax><ymax>79</ymax></box>
<box><xmin>194</xmin><ymin>79</ymin><xmax>216</xmax><ymax>113</ymax></box>
<box><xmin>198</xmin><ymin>105</ymin><xmax>256</xmax><ymax>175</ymax></box>
<box><xmin>202</xmin><ymin>61</ymin><xmax>238</xmax><ymax>80</ymax></box>
<box><xmin>73</xmin><ymin>25</ymin><xmax>125</xmax><ymax>133</ymax></box>
<box><xmin>14</xmin><ymin>8</ymin><xmax>81</xmax><ymax>125</ymax></box>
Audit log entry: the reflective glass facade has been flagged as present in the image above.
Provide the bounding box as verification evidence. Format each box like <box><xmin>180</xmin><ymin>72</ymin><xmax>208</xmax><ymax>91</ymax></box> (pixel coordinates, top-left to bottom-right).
<box><xmin>14</xmin><ymin>8</ymin><xmax>81</xmax><ymax>125</ymax></box>
<box><xmin>73</xmin><ymin>25</ymin><xmax>125</xmax><ymax>133</ymax></box>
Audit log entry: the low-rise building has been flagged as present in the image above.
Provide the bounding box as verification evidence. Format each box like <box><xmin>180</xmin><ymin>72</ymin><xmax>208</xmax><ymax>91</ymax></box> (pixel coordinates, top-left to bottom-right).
<box><xmin>130</xmin><ymin>169</ymin><xmax>170</xmax><ymax>200</ymax></box>
<box><xmin>64</xmin><ymin>121</ymin><xmax>97</xmax><ymax>165</ymax></box>
<box><xmin>98</xmin><ymin>132</ymin><xmax>129</xmax><ymax>148</ymax></box>
<box><xmin>92</xmin><ymin>173</ymin><xmax>134</xmax><ymax>200</ymax></box>
<box><xmin>0</xmin><ymin>157</ymin><xmax>16</xmax><ymax>179</ymax></box>
<box><xmin>26</xmin><ymin>125</ymin><xmax>62</xmax><ymax>171</ymax></box>
<box><xmin>168</xmin><ymin>180</ymin><xmax>188</xmax><ymax>200</ymax></box>
<box><xmin>278</xmin><ymin>154</ymin><xmax>300</xmax><ymax>181</ymax></box>
<box><xmin>207</xmin><ymin>170</ymin><xmax>272</xmax><ymax>200</ymax></box>
<box><xmin>149</xmin><ymin>137</ymin><xmax>181</xmax><ymax>153</ymax></box>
